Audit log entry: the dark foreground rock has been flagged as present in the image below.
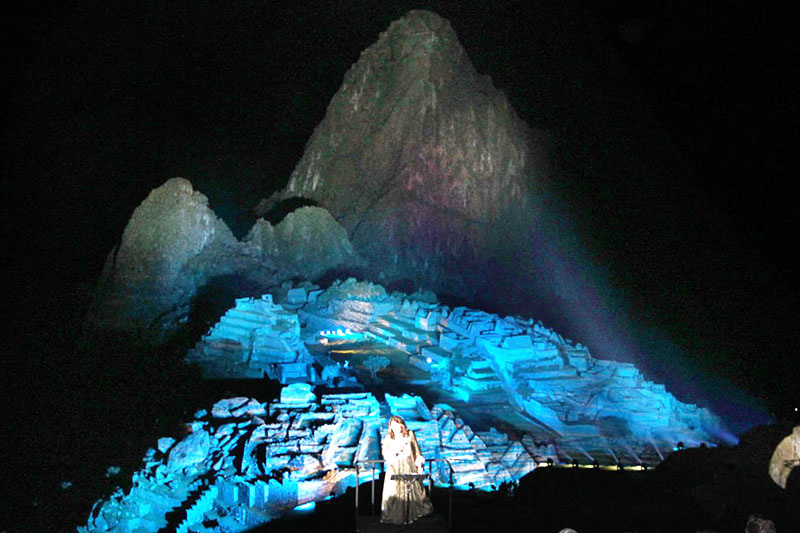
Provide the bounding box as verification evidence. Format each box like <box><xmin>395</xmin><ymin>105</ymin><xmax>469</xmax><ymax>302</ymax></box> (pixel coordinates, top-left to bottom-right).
<box><xmin>643</xmin><ymin>424</ymin><xmax>800</xmax><ymax>532</ymax></box>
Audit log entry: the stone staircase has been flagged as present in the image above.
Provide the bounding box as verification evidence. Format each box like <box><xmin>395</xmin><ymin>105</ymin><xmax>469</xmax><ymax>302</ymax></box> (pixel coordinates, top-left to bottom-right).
<box><xmin>172</xmin><ymin>481</ymin><xmax>218</xmax><ymax>533</ymax></box>
<box><xmin>187</xmin><ymin>295</ymin><xmax>312</xmax><ymax>382</ymax></box>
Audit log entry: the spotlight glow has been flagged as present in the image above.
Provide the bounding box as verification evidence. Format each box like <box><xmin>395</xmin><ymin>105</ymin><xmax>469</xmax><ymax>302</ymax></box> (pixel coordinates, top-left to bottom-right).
<box><xmin>294</xmin><ymin>501</ymin><xmax>316</xmax><ymax>512</ymax></box>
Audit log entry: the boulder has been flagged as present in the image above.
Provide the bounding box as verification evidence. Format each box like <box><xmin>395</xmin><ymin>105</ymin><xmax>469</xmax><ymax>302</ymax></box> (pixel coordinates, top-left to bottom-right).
<box><xmin>157</xmin><ymin>437</ymin><xmax>176</xmax><ymax>454</ymax></box>
<box><xmin>745</xmin><ymin>515</ymin><xmax>776</xmax><ymax>533</ymax></box>
<box><xmin>231</xmin><ymin>399</ymin><xmax>267</xmax><ymax>418</ymax></box>
<box><xmin>280</xmin><ymin>383</ymin><xmax>317</xmax><ymax>405</ymax></box>
<box><xmin>768</xmin><ymin>425</ymin><xmax>800</xmax><ymax>489</ymax></box>
<box><xmin>167</xmin><ymin>429</ymin><xmax>211</xmax><ymax>472</ymax></box>
<box><xmin>286</xmin><ymin>287</ymin><xmax>308</xmax><ymax>305</ymax></box>
<box><xmin>212</xmin><ymin>397</ymin><xmax>251</xmax><ymax>418</ymax></box>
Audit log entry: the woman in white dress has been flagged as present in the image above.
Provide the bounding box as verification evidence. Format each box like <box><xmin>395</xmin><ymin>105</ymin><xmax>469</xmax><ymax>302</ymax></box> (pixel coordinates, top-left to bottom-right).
<box><xmin>381</xmin><ymin>415</ymin><xmax>434</xmax><ymax>524</ymax></box>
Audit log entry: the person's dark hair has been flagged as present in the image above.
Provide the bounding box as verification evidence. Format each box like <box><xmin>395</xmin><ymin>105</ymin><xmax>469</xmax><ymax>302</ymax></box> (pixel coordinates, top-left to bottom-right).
<box><xmin>388</xmin><ymin>415</ymin><xmax>410</xmax><ymax>439</ymax></box>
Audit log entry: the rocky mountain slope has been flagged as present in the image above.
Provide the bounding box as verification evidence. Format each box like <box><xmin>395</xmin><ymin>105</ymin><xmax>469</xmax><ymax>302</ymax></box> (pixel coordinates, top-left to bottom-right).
<box><xmin>90</xmin><ymin>178</ymin><xmax>362</xmax><ymax>334</ymax></box>
<box><xmin>258</xmin><ymin>10</ymin><xmax>557</xmax><ymax>307</ymax></box>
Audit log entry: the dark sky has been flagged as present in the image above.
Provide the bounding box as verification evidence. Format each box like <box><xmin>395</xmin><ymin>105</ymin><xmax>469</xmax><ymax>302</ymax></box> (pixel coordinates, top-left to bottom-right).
<box><xmin>2</xmin><ymin>1</ymin><xmax>798</xmax><ymax>420</ymax></box>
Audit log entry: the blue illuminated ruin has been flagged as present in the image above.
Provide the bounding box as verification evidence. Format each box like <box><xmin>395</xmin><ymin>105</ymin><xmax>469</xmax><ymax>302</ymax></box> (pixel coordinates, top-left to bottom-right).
<box><xmin>80</xmin><ymin>279</ymin><xmax>732</xmax><ymax>531</ymax></box>
<box><xmin>189</xmin><ymin>279</ymin><xmax>729</xmax><ymax>459</ymax></box>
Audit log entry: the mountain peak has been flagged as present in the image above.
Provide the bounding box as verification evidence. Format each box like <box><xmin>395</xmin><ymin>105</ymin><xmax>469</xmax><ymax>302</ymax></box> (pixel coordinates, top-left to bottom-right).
<box><xmin>265</xmin><ymin>10</ymin><xmax>546</xmax><ymax>301</ymax></box>
<box><xmin>345</xmin><ymin>9</ymin><xmax>481</xmax><ymax>101</ymax></box>
<box><xmin>372</xmin><ymin>9</ymin><xmax>462</xmax><ymax>64</ymax></box>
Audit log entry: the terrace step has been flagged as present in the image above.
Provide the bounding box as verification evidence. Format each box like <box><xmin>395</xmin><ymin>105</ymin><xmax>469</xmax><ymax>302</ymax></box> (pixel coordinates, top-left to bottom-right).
<box><xmin>220</xmin><ymin>314</ymin><xmax>266</xmax><ymax>330</ymax></box>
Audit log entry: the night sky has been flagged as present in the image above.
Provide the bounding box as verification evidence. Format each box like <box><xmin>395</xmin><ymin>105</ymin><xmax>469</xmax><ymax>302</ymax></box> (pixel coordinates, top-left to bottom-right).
<box><xmin>2</xmin><ymin>1</ymin><xmax>798</xmax><ymax>422</ymax></box>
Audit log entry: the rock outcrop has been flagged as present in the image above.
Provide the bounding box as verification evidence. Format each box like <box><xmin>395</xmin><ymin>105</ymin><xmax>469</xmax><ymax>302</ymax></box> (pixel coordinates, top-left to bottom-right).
<box><xmin>245</xmin><ymin>206</ymin><xmax>364</xmax><ymax>281</ymax></box>
<box><xmin>90</xmin><ymin>178</ymin><xmax>260</xmax><ymax>332</ymax></box>
<box><xmin>90</xmin><ymin>179</ymin><xmax>361</xmax><ymax>334</ymax></box>
<box><xmin>258</xmin><ymin>10</ymin><xmax>554</xmax><ymax>304</ymax></box>
<box><xmin>647</xmin><ymin>424</ymin><xmax>800</xmax><ymax>530</ymax></box>
<box><xmin>769</xmin><ymin>425</ymin><xmax>800</xmax><ymax>489</ymax></box>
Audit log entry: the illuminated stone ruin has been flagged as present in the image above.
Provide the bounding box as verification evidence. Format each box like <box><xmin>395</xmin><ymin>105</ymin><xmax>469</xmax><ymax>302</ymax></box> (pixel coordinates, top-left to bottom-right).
<box><xmin>82</xmin><ymin>278</ymin><xmax>730</xmax><ymax>530</ymax></box>
<box><xmin>188</xmin><ymin>278</ymin><xmax>728</xmax><ymax>466</ymax></box>
<box><xmin>80</xmin><ymin>385</ymin><xmax>551</xmax><ymax>531</ymax></box>
<box><xmin>187</xmin><ymin>294</ymin><xmax>314</xmax><ymax>383</ymax></box>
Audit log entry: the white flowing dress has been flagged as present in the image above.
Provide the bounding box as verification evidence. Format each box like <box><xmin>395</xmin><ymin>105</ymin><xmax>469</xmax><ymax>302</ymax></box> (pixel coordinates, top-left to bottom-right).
<box><xmin>380</xmin><ymin>429</ymin><xmax>434</xmax><ymax>524</ymax></box>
